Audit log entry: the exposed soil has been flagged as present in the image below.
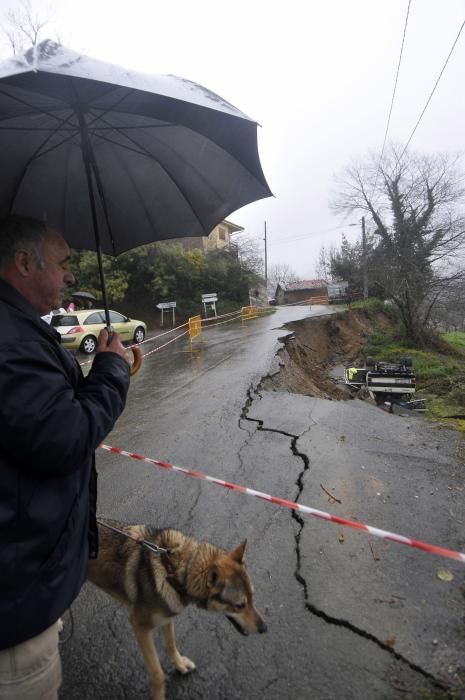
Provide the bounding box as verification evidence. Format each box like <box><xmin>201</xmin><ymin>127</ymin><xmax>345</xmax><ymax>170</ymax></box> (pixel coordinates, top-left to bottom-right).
<box><xmin>262</xmin><ymin>309</ymin><xmax>393</xmax><ymax>400</ymax></box>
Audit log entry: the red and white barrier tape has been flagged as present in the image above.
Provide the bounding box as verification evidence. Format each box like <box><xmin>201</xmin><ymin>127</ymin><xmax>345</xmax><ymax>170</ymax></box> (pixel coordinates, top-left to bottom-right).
<box><xmin>100</xmin><ymin>443</ymin><xmax>465</xmax><ymax>564</ymax></box>
<box><xmin>78</xmin><ymin>311</ymin><xmax>244</xmax><ymax>366</ymax></box>
<box><xmin>140</xmin><ymin>330</ymin><xmax>188</xmax><ymax>358</ymax></box>
<box><xmin>201</xmin><ymin>312</ymin><xmax>242</xmax><ymax>329</ymax></box>
<box><xmin>79</xmin><ymin>325</ymin><xmax>189</xmax><ymax>366</ymax></box>
<box><xmin>202</xmin><ymin>309</ymin><xmax>242</xmax><ymax>323</ymax></box>
<box><xmin>128</xmin><ymin>322</ymin><xmax>189</xmax><ymax>349</ymax></box>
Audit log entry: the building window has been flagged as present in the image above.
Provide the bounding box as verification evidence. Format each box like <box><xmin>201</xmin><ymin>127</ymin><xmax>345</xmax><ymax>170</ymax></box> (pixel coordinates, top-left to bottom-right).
<box><xmin>218</xmin><ymin>226</ymin><xmax>227</xmax><ymax>241</ymax></box>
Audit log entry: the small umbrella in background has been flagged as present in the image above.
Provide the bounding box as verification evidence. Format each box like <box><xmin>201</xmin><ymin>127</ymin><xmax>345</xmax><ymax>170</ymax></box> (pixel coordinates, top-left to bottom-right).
<box><xmin>71</xmin><ymin>291</ymin><xmax>98</xmax><ymax>309</ymax></box>
<box><xmin>0</xmin><ymin>41</ymin><xmax>272</xmax><ymax>370</ymax></box>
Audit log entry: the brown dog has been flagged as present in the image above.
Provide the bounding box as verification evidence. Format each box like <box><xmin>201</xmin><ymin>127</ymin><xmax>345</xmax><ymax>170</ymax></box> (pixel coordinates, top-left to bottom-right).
<box><xmin>87</xmin><ymin>519</ymin><xmax>267</xmax><ymax>700</ymax></box>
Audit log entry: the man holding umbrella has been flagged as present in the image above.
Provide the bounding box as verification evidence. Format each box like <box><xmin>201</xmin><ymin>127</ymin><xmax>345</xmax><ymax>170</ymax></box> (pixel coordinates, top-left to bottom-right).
<box><xmin>0</xmin><ymin>38</ymin><xmax>272</xmax><ymax>698</ymax></box>
<box><xmin>0</xmin><ymin>216</ymin><xmax>131</xmax><ymax>699</ymax></box>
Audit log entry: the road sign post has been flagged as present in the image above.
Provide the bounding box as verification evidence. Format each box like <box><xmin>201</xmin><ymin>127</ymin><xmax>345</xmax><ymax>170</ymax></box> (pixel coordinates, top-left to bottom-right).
<box><xmin>156</xmin><ymin>301</ymin><xmax>176</xmax><ymax>327</ymax></box>
<box><xmin>201</xmin><ymin>293</ymin><xmax>218</xmax><ymax>318</ymax></box>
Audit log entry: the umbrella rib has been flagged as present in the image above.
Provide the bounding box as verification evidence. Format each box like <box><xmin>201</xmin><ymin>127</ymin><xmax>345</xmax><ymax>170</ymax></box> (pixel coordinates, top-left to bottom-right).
<box><xmin>0</xmin><ymin>124</ymin><xmax>175</xmax><ymax>131</ymax></box>
<box><xmin>70</xmin><ymin>77</ymin><xmax>119</xmax><ymax>257</ymax></box>
<box><xmin>88</xmin><ymin>111</ymin><xmax>220</xmax><ymax>231</ymax></box>
<box><xmin>89</xmin><ymin>128</ymin><xmax>209</xmax><ymax>232</ymax></box>
<box><xmin>0</xmin><ymin>125</ymin><xmax>79</xmax><ymax>130</ymax></box>
<box><xmin>94</xmin><ymin>129</ymin><xmax>164</xmax><ymax>242</ymax></box>
<box><xmin>6</xmin><ymin>112</ymin><xmax>80</xmax><ymax>215</ymax></box>
<box><xmin>75</xmin><ymin>123</ymin><xmax>176</xmax><ymax>130</ymax></box>
<box><xmin>0</xmin><ymin>87</ymin><xmax>74</xmax><ymax>127</ymax></box>
<box><xmin>0</xmin><ymin>82</ymin><xmax>133</xmax><ymax>128</ymax></box>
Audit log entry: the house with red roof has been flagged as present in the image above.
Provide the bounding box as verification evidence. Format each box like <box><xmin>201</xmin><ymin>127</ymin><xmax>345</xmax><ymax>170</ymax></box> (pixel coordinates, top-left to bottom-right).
<box><xmin>275</xmin><ymin>279</ymin><xmax>328</xmax><ymax>305</ymax></box>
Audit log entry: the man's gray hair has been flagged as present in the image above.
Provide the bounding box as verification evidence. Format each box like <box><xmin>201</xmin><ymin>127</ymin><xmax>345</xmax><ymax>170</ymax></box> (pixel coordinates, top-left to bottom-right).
<box><xmin>0</xmin><ymin>215</ymin><xmax>48</xmax><ymax>271</ymax></box>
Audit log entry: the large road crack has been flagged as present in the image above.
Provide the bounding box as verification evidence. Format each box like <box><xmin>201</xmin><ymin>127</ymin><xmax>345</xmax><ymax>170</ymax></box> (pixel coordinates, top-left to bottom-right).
<box><xmin>241</xmin><ymin>381</ymin><xmax>452</xmax><ymax>695</ymax></box>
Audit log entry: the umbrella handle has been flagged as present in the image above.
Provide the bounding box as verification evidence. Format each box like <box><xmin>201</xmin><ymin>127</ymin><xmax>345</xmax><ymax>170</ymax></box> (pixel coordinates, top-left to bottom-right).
<box><xmin>129</xmin><ymin>345</ymin><xmax>142</xmax><ymax>376</ymax></box>
<box><xmin>107</xmin><ymin>328</ymin><xmax>142</xmax><ymax>376</ymax></box>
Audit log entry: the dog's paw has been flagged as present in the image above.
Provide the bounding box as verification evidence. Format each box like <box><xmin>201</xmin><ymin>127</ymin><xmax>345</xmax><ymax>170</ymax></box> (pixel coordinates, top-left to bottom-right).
<box><xmin>175</xmin><ymin>656</ymin><xmax>196</xmax><ymax>675</ymax></box>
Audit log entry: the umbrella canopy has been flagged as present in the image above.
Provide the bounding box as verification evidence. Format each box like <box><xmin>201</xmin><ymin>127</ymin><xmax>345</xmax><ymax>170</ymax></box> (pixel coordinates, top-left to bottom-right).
<box><xmin>71</xmin><ymin>291</ymin><xmax>98</xmax><ymax>308</ymax></box>
<box><xmin>0</xmin><ymin>40</ymin><xmax>272</xmax><ymax>255</ymax></box>
<box><xmin>71</xmin><ymin>291</ymin><xmax>97</xmax><ymax>301</ymax></box>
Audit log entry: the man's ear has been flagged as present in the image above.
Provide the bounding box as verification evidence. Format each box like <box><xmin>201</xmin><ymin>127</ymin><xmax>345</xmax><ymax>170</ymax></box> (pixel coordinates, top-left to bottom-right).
<box><xmin>14</xmin><ymin>250</ymin><xmax>34</xmax><ymax>277</ymax></box>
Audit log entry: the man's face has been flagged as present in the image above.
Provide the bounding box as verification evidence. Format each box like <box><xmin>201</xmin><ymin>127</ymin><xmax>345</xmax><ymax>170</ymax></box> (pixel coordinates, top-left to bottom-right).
<box><xmin>30</xmin><ymin>230</ymin><xmax>75</xmax><ymax>315</ymax></box>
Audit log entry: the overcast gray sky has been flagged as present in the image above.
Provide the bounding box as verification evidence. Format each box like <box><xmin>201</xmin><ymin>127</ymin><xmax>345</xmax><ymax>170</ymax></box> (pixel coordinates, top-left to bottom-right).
<box><xmin>2</xmin><ymin>0</ymin><xmax>465</xmax><ymax>278</ymax></box>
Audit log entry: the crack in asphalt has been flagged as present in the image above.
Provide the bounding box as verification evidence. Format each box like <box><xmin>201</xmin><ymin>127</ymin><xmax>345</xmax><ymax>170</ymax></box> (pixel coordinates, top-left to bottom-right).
<box><xmin>183</xmin><ymin>483</ymin><xmax>203</xmax><ymax>530</ymax></box>
<box><xmin>240</xmin><ymin>381</ymin><xmax>451</xmax><ymax>694</ymax></box>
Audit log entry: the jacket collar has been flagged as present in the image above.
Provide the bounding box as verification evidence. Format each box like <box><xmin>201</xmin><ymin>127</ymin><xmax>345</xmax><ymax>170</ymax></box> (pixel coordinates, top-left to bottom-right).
<box><xmin>0</xmin><ymin>278</ymin><xmax>62</xmax><ymax>343</ymax></box>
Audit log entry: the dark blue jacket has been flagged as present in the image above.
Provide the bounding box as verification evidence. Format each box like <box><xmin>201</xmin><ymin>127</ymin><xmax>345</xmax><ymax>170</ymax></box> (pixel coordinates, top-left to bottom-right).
<box><xmin>0</xmin><ymin>280</ymin><xmax>130</xmax><ymax>650</ymax></box>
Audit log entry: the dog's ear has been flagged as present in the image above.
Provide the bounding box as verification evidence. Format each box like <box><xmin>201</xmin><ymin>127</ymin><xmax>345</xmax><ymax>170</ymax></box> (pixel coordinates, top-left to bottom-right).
<box><xmin>207</xmin><ymin>565</ymin><xmax>220</xmax><ymax>589</ymax></box>
<box><xmin>229</xmin><ymin>540</ymin><xmax>247</xmax><ymax>564</ymax></box>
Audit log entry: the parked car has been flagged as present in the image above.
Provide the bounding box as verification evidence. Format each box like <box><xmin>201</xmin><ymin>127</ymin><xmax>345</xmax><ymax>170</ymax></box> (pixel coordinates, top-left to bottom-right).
<box><xmin>41</xmin><ymin>308</ymin><xmax>66</xmax><ymax>324</ymax></box>
<box><xmin>51</xmin><ymin>309</ymin><xmax>147</xmax><ymax>354</ymax></box>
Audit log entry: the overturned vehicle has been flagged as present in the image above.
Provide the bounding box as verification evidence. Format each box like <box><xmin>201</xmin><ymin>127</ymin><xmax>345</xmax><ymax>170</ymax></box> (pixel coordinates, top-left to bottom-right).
<box><xmin>344</xmin><ymin>357</ymin><xmax>425</xmax><ymax>410</ymax></box>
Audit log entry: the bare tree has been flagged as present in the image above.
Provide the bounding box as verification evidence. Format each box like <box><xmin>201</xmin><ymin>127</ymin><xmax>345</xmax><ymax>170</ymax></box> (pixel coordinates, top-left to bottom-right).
<box><xmin>231</xmin><ymin>233</ymin><xmax>265</xmax><ymax>278</ymax></box>
<box><xmin>332</xmin><ymin>145</ymin><xmax>465</xmax><ymax>346</ymax></box>
<box><xmin>315</xmin><ymin>244</ymin><xmax>339</xmax><ymax>281</ymax></box>
<box><xmin>2</xmin><ymin>1</ymin><xmax>54</xmax><ymax>56</ymax></box>
<box><xmin>267</xmin><ymin>263</ymin><xmax>300</xmax><ymax>297</ymax></box>
<box><xmin>429</xmin><ymin>276</ymin><xmax>465</xmax><ymax>331</ymax></box>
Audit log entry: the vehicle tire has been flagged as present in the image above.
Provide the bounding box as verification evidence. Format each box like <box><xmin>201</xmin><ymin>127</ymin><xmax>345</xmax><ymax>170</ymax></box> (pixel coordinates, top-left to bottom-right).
<box><xmin>133</xmin><ymin>326</ymin><xmax>145</xmax><ymax>344</ymax></box>
<box><xmin>80</xmin><ymin>335</ymin><xmax>97</xmax><ymax>354</ymax></box>
<box><xmin>366</xmin><ymin>356</ymin><xmax>375</xmax><ymax>367</ymax></box>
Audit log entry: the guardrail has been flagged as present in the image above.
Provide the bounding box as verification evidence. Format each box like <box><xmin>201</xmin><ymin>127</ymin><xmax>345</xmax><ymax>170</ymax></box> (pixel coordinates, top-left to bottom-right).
<box><xmin>309</xmin><ymin>295</ymin><xmax>329</xmax><ymax>305</ymax></box>
<box><xmin>188</xmin><ymin>314</ymin><xmax>202</xmax><ymax>351</ymax></box>
<box><xmin>241</xmin><ymin>305</ymin><xmax>259</xmax><ymax>323</ymax></box>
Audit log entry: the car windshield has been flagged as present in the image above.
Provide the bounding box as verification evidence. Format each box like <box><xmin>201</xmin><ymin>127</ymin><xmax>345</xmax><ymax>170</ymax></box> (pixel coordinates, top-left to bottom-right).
<box><xmin>51</xmin><ymin>315</ymin><xmax>79</xmax><ymax>327</ymax></box>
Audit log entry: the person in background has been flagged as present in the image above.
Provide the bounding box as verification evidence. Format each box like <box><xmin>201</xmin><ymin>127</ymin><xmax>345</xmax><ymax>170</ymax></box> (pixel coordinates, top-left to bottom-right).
<box><xmin>66</xmin><ymin>300</ymin><xmax>76</xmax><ymax>312</ymax></box>
<box><xmin>0</xmin><ymin>215</ymin><xmax>131</xmax><ymax>700</ymax></box>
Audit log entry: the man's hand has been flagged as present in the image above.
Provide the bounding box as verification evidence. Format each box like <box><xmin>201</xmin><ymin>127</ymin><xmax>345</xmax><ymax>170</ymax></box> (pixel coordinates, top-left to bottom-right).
<box><xmin>96</xmin><ymin>329</ymin><xmax>131</xmax><ymax>366</ymax></box>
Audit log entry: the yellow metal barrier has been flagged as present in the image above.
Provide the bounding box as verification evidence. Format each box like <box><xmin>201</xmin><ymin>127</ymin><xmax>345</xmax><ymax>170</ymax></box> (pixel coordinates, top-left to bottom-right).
<box><xmin>241</xmin><ymin>305</ymin><xmax>259</xmax><ymax>324</ymax></box>
<box><xmin>188</xmin><ymin>314</ymin><xmax>202</xmax><ymax>351</ymax></box>
<box><xmin>308</xmin><ymin>295</ymin><xmax>329</xmax><ymax>305</ymax></box>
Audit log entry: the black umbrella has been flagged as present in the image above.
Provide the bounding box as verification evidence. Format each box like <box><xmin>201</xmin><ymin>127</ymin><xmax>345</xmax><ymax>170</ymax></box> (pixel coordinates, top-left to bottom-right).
<box><xmin>70</xmin><ymin>291</ymin><xmax>98</xmax><ymax>310</ymax></box>
<box><xmin>0</xmin><ymin>40</ymin><xmax>272</xmax><ymax>337</ymax></box>
<box><xmin>71</xmin><ymin>291</ymin><xmax>98</xmax><ymax>300</ymax></box>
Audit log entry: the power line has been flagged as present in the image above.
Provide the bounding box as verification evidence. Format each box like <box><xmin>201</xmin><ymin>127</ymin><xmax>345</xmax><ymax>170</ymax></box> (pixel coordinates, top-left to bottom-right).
<box><xmin>365</xmin><ymin>1</ymin><xmax>411</xmax><ymax>211</ymax></box>
<box><xmin>268</xmin><ymin>224</ymin><xmax>350</xmax><ymax>245</ymax></box>
<box><xmin>376</xmin><ymin>0</ymin><xmax>411</xmax><ymax>175</ymax></box>
<box><xmin>397</xmin><ymin>17</ymin><xmax>465</xmax><ymax>164</ymax></box>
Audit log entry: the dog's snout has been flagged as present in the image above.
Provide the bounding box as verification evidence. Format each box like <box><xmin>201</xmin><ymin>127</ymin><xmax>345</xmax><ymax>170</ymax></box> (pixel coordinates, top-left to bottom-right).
<box><xmin>258</xmin><ymin>618</ymin><xmax>267</xmax><ymax>633</ymax></box>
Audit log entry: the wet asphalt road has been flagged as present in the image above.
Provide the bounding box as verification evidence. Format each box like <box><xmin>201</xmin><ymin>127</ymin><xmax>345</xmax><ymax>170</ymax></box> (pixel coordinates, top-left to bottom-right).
<box><xmin>60</xmin><ymin>306</ymin><xmax>465</xmax><ymax>700</ymax></box>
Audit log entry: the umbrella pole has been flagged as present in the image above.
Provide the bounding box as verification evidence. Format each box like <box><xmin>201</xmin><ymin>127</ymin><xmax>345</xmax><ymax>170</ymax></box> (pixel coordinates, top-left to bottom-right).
<box><xmin>77</xmin><ymin>112</ymin><xmax>111</xmax><ymax>329</ymax></box>
<box><xmin>75</xmin><ymin>110</ymin><xmax>143</xmax><ymax>374</ymax></box>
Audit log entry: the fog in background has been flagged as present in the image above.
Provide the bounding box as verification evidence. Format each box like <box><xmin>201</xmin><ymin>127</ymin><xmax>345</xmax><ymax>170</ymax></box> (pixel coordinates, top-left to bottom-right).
<box><xmin>2</xmin><ymin>0</ymin><xmax>464</xmax><ymax>278</ymax></box>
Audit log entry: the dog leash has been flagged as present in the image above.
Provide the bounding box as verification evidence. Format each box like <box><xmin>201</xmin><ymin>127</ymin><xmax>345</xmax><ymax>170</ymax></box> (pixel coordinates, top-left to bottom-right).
<box><xmin>97</xmin><ymin>519</ymin><xmax>191</xmax><ymax>602</ymax></box>
<box><xmin>97</xmin><ymin>519</ymin><xmax>169</xmax><ymax>556</ymax></box>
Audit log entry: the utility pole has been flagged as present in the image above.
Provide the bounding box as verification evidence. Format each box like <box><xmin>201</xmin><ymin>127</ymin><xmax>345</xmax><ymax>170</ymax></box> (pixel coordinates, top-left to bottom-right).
<box><xmin>264</xmin><ymin>221</ymin><xmax>268</xmax><ymax>289</ymax></box>
<box><xmin>361</xmin><ymin>216</ymin><xmax>368</xmax><ymax>299</ymax></box>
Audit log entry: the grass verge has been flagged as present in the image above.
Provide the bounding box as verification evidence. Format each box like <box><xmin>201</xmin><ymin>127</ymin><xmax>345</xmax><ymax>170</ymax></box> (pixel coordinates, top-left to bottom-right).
<box><xmin>352</xmin><ymin>301</ymin><xmax>465</xmax><ymax>433</ymax></box>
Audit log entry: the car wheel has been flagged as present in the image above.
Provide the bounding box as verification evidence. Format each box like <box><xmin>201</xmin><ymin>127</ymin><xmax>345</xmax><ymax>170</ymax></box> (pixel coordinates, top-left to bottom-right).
<box><xmin>133</xmin><ymin>326</ymin><xmax>145</xmax><ymax>343</ymax></box>
<box><xmin>80</xmin><ymin>335</ymin><xmax>97</xmax><ymax>354</ymax></box>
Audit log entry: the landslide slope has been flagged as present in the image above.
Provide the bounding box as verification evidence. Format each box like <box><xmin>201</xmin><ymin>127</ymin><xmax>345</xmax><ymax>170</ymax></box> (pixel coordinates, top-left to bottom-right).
<box><xmin>262</xmin><ymin>309</ymin><xmax>393</xmax><ymax>400</ymax></box>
